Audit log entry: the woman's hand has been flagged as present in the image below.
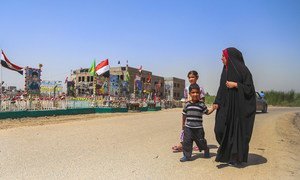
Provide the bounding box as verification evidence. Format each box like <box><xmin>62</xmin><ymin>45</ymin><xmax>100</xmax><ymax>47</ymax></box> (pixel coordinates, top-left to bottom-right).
<box><xmin>226</xmin><ymin>81</ymin><xmax>238</xmax><ymax>89</ymax></box>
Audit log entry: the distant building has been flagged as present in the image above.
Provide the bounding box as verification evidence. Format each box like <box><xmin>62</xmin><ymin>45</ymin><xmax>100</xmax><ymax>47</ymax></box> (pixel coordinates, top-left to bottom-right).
<box><xmin>70</xmin><ymin>66</ymin><xmax>184</xmax><ymax>99</ymax></box>
<box><xmin>7</xmin><ymin>86</ymin><xmax>17</xmax><ymax>92</ymax></box>
<box><xmin>1</xmin><ymin>86</ymin><xmax>22</xmax><ymax>97</ymax></box>
<box><xmin>1</xmin><ymin>86</ymin><xmax>17</xmax><ymax>93</ymax></box>
<box><xmin>71</xmin><ymin>68</ymin><xmax>94</xmax><ymax>96</ymax></box>
<box><xmin>164</xmin><ymin>77</ymin><xmax>185</xmax><ymax>100</ymax></box>
<box><xmin>110</xmin><ymin>66</ymin><xmax>152</xmax><ymax>94</ymax></box>
<box><xmin>110</xmin><ymin>66</ymin><xmax>165</xmax><ymax>98</ymax></box>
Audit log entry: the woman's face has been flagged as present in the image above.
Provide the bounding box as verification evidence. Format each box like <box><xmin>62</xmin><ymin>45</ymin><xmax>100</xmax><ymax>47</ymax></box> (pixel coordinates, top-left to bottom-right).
<box><xmin>221</xmin><ymin>54</ymin><xmax>227</xmax><ymax>65</ymax></box>
<box><xmin>188</xmin><ymin>74</ymin><xmax>198</xmax><ymax>84</ymax></box>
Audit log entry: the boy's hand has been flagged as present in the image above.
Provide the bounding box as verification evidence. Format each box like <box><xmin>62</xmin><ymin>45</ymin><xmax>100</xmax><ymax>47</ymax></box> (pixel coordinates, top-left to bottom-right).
<box><xmin>213</xmin><ymin>104</ymin><xmax>219</xmax><ymax>110</ymax></box>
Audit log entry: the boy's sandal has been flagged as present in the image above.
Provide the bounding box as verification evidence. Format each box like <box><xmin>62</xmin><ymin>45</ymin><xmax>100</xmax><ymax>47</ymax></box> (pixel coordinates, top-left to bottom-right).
<box><xmin>172</xmin><ymin>145</ymin><xmax>179</xmax><ymax>150</ymax></box>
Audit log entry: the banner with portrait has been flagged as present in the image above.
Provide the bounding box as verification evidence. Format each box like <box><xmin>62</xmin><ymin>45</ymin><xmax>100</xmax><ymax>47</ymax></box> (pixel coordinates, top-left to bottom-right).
<box><xmin>67</xmin><ymin>81</ymin><xmax>75</xmax><ymax>97</ymax></box>
<box><xmin>95</xmin><ymin>76</ymin><xmax>109</xmax><ymax>95</ymax></box>
<box><xmin>25</xmin><ymin>67</ymin><xmax>41</xmax><ymax>94</ymax></box>
<box><xmin>110</xmin><ymin>75</ymin><xmax>120</xmax><ymax>96</ymax></box>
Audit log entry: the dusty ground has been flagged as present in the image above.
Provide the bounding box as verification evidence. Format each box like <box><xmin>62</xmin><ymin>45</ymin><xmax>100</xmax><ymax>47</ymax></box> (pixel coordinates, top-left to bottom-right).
<box><xmin>0</xmin><ymin>107</ymin><xmax>300</xmax><ymax>179</ymax></box>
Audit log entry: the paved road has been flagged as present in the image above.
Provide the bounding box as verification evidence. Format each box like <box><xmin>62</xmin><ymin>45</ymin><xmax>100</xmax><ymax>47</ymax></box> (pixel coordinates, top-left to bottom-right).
<box><xmin>1</xmin><ymin>107</ymin><xmax>300</xmax><ymax>179</ymax></box>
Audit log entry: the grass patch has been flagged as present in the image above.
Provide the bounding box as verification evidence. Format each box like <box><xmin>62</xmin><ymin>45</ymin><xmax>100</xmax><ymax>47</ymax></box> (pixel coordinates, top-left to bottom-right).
<box><xmin>205</xmin><ymin>90</ymin><xmax>300</xmax><ymax>107</ymax></box>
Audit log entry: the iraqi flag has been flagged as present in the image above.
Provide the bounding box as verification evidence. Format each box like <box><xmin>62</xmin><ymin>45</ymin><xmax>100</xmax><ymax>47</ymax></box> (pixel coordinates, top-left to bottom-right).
<box><xmin>96</xmin><ymin>59</ymin><xmax>110</xmax><ymax>77</ymax></box>
<box><xmin>1</xmin><ymin>50</ymin><xmax>23</xmax><ymax>75</ymax></box>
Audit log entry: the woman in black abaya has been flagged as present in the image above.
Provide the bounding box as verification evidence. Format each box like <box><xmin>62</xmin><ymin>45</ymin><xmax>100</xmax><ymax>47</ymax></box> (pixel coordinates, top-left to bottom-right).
<box><xmin>213</xmin><ymin>47</ymin><xmax>256</xmax><ymax>165</ymax></box>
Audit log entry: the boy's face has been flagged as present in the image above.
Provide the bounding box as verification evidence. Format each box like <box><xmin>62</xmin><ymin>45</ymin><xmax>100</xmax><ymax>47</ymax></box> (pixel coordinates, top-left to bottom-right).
<box><xmin>188</xmin><ymin>74</ymin><xmax>198</xmax><ymax>84</ymax></box>
<box><xmin>189</xmin><ymin>88</ymin><xmax>200</xmax><ymax>102</ymax></box>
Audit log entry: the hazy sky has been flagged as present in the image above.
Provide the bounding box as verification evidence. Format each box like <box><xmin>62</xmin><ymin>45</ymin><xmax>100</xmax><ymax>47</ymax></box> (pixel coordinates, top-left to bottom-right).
<box><xmin>1</xmin><ymin>0</ymin><xmax>300</xmax><ymax>95</ymax></box>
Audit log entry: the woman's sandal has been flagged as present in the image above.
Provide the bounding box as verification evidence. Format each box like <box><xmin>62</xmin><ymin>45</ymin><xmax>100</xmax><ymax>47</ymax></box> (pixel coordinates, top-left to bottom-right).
<box><xmin>172</xmin><ymin>145</ymin><xmax>178</xmax><ymax>150</ymax></box>
<box><xmin>193</xmin><ymin>146</ymin><xmax>201</xmax><ymax>151</ymax></box>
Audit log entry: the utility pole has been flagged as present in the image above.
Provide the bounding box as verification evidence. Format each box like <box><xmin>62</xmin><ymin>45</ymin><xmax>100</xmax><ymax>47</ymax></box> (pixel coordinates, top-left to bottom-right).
<box><xmin>53</xmin><ymin>85</ymin><xmax>57</xmax><ymax>108</ymax></box>
<box><xmin>93</xmin><ymin>73</ymin><xmax>97</xmax><ymax>107</ymax></box>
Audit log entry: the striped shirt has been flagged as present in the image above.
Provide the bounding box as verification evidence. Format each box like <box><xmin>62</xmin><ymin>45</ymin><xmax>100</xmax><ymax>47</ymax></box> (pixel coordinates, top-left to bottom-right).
<box><xmin>182</xmin><ymin>101</ymin><xmax>208</xmax><ymax>128</ymax></box>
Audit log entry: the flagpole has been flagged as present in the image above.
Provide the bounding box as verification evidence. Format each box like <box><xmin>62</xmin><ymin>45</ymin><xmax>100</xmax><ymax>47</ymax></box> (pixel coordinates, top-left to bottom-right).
<box><xmin>108</xmin><ymin>60</ymin><xmax>110</xmax><ymax>105</ymax></box>
<box><xmin>92</xmin><ymin>73</ymin><xmax>95</xmax><ymax>107</ymax></box>
<box><xmin>93</xmin><ymin>60</ymin><xmax>95</xmax><ymax>96</ymax></box>
<box><xmin>93</xmin><ymin>60</ymin><xmax>96</xmax><ymax>106</ymax></box>
<box><xmin>0</xmin><ymin>57</ymin><xmax>2</xmax><ymax>112</ymax></box>
<box><xmin>133</xmin><ymin>74</ymin><xmax>136</xmax><ymax>99</ymax></box>
<box><xmin>93</xmin><ymin>73</ymin><xmax>96</xmax><ymax>99</ymax></box>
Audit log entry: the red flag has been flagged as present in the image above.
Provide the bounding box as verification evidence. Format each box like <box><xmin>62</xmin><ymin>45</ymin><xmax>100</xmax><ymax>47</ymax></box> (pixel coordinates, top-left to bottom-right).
<box><xmin>96</xmin><ymin>59</ymin><xmax>110</xmax><ymax>76</ymax></box>
<box><xmin>1</xmin><ymin>50</ymin><xmax>23</xmax><ymax>75</ymax></box>
<box><xmin>1</xmin><ymin>50</ymin><xmax>23</xmax><ymax>70</ymax></box>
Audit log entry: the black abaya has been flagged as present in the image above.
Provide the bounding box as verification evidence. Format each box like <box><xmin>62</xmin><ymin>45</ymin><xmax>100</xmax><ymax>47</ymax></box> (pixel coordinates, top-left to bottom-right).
<box><xmin>214</xmin><ymin>47</ymin><xmax>256</xmax><ymax>163</ymax></box>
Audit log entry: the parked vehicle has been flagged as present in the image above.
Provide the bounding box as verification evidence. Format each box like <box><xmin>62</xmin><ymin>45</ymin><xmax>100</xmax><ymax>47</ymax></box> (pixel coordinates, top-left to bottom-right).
<box><xmin>256</xmin><ymin>92</ymin><xmax>268</xmax><ymax>113</ymax></box>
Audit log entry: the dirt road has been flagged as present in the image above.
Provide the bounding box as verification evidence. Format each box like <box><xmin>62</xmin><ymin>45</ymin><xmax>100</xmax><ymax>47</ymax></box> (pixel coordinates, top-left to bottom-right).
<box><xmin>0</xmin><ymin>107</ymin><xmax>300</xmax><ymax>179</ymax></box>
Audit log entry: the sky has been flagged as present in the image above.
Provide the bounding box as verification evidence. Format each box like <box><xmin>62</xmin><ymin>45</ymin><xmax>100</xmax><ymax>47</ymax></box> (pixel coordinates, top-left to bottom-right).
<box><xmin>1</xmin><ymin>0</ymin><xmax>300</xmax><ymax>95</ymax></box>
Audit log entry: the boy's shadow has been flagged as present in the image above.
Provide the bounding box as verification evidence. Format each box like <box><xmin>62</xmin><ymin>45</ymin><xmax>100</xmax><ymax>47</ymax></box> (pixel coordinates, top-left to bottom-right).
<box><xmin>191</xmin><ymin>144</ymin><xmax>219</xmax><ymax>160</ymax></box>
<box><xmin>191</xmin><ymin>152</ymin><xmax>217</xmax><ymax>160</ymax></box>
<box><xmin>207</xmin><ymin>144</ymin><xmax>218</xmax><ymax>149</ymax></box>
<box><xmin>216</xmin><ymin>153</ymin><xmax>267</xmax><ymax>169</ymax></box>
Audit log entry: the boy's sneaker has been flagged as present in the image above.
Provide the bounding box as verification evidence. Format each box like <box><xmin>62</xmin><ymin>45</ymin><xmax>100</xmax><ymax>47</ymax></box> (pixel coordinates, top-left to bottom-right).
<box><xmin>180</xmin><ymin>156</ymin><xmax>191</xmax><ymax>162</ymax></box>
<box><xmin>204</xmin><ymin>148</ymin><xmax>210</xmax><ymax>158</ymax></box>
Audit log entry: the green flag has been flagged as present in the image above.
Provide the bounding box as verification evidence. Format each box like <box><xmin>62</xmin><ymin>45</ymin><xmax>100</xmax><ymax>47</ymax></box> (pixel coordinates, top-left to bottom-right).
<box><xmin>124</xmin><ymin>70</ymin><xmax>130</xmax><ymax>82</ymax></box>
<box><xmin>89</xmin><ymin>59</ymin><xmax>96</xmax><ymax>76</ymax></box>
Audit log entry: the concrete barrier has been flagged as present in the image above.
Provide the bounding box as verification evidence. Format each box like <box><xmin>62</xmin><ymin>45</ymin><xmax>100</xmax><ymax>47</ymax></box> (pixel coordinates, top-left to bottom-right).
<box><xmin>0</xmin><ymin>107</ymin><xmax>129</xmax><ymax>120</ymax></box>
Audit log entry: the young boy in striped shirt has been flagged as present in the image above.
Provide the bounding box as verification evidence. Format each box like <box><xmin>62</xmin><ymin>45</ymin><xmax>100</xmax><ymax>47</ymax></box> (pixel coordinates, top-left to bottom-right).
<box><xmin>180</xmin><ymin>84</ymin><xmax>215</xmax><ymax>162</ymax></box>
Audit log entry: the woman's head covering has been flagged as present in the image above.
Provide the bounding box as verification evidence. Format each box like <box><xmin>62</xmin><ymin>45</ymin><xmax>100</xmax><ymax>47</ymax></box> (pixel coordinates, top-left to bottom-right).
<box><xmin>222</xmin><ymin>49</ymin><xmax>229</xmax><ymax>71</ymax></box>
<box><xmin>222</xmin><ymin>47</ymin><xmax>247</xmax><ymax>82</ymax></box>
<box><xmin>225</xmin><ymin>47</ymin><xmax>245</xmax><ymax>64</ymax></box>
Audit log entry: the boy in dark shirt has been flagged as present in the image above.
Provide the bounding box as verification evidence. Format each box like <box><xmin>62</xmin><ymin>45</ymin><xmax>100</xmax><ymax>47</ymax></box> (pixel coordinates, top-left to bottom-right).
<box><xmin>180</xmin><ymin>84</ymin><xmax>215</xmax><ymax>162</ymax></box>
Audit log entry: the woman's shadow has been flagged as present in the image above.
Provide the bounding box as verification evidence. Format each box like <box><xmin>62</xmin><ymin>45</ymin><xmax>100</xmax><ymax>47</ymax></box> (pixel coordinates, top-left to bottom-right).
<box><xmin>216</xmin><ymin>153</ymin><xmax>268</xmax><ymax>169</ymax></box>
